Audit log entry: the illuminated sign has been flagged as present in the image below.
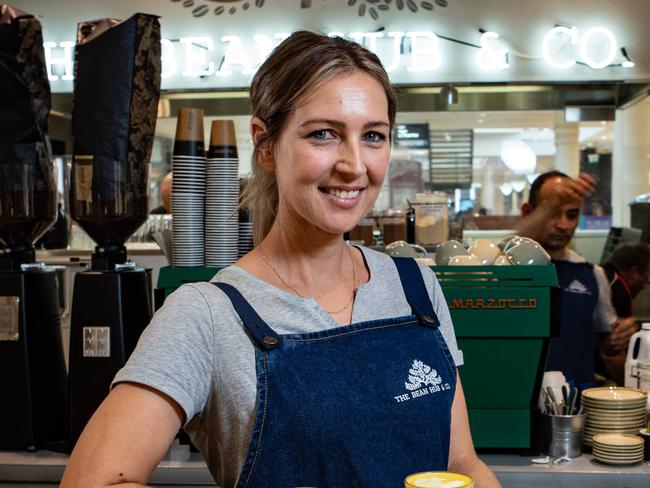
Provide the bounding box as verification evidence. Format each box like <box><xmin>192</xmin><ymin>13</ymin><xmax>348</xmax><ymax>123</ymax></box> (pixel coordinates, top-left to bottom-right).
<box><xmin>542</xmin><ymin>26</ymin><xmax>618</xmax><ymax>70</ymax></box>
<box><xmin>475</xmin><ymin>31</ymin><xmax>510</xmax><ymax>71</ymax></box>
<box><xmin>43</xmin><ymin>26</ymin><xmax>630</xmax><ymax>86</ymax></box>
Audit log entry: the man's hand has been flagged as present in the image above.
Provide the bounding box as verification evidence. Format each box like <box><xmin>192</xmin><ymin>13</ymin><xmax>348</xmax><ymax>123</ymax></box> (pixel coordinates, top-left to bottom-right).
<box><xmin>610</xmin><ymin>316</ymin><xmax>640</xmax><ymax>351</ymax></box>
<box><xmin>538</xmin><ymin>173</ymin><xmax>596</xmax><ymax>212</ymax></box>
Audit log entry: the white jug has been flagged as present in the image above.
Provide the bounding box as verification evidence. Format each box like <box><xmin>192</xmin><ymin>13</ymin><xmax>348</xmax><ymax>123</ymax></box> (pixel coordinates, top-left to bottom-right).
<box><xmin>624</xmin><ymin>323</ymin><xmax>650</xmax><ymax>388</ymax></box>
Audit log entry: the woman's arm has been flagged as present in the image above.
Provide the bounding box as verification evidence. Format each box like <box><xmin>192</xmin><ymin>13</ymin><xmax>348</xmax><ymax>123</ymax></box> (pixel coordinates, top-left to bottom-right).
<box><xmin>60</xmin><ymin>382</ymin><xmax>184</xmax><ymax>488</ymax></box>
<box><xmin>448</xmin><ymin>374</ymin><xmax>502</xmax><ymax>488</ymax></box>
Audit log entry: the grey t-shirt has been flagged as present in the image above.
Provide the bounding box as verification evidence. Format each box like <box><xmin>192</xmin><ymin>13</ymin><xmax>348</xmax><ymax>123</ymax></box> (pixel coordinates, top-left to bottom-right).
<box><xmin>113</xmin><ymin>247</ymin><xmax>463</xmax><ymax>487</ymax></box>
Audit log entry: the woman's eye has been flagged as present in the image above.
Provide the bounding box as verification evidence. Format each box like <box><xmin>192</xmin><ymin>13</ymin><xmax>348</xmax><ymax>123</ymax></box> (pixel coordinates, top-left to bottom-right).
<box><xmin>364</xmin><ymin>131</ymin><xmax>387</xmax><ymax>144</ymax></box>
<box><xmin>310</xmin><ymin>129</ymin><xmax>333</xmax><ymax>140</ymax></box>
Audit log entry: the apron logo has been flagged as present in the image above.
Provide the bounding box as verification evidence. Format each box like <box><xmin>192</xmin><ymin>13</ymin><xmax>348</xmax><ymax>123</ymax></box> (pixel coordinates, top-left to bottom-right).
<box><xmin>394</xmin><ymin>359</ymin><xmax>451</xmax><ymax>403</ymax></box>
<box><xmin>566</xmin><ymin>279</ymin><xmax>591</xmax><ymax>295</ymax></box>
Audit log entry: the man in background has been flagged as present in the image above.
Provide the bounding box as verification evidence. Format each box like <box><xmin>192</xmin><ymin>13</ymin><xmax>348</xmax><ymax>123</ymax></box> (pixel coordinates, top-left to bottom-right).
<box><xmin>598</xmin><ymin>241</ymin><xmax>650</xmax><ymax>384</ymax></box>
<box><xmin>150</xmin><ymin>172</ymin><xmax>172</xmax><ymax>214</ymax></box>
<box><xmin>517</xmin><ymin>171</ymin><xmax>638</xmax><ymax>387</ymax></box>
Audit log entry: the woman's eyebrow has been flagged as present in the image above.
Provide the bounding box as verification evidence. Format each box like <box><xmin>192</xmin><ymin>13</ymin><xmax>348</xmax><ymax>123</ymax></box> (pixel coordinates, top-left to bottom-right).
<box><xmin>299</xmin><ymin>119</ymin><xmax>390</xmax><ymax>129</ymax></box>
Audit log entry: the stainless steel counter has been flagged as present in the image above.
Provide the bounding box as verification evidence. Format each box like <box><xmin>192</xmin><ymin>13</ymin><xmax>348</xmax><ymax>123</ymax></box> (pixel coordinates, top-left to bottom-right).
<box><xmin>1</xmin><ymin>446</ymin><xmax>649</xmax><ymax>487</ymax></box>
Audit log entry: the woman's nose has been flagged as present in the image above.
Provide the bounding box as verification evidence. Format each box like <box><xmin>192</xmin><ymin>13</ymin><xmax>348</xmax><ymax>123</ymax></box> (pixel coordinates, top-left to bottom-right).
<box><xmin>335</xmin><ymin>142</ymin><xmax>366</xmax><ymax>178</ymax></box>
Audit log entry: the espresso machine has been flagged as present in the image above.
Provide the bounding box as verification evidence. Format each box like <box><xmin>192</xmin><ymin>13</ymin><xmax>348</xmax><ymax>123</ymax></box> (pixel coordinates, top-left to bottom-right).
<box><xmin>67</xmin><ymin>13</ymin><xmax>161</xmax><ymax>447</ymax></box>
<box><xmin>0</xmin><ymin>5</ymin><xmax>67</xmax><ymax>450</ymax></box>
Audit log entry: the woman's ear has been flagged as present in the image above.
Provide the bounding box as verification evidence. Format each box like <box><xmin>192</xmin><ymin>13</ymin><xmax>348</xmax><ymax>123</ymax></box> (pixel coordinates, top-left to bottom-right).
<box><xmin>251</xmin><ymin>117</ymin><xmax>275</xmax><ymax>172</ymax></box>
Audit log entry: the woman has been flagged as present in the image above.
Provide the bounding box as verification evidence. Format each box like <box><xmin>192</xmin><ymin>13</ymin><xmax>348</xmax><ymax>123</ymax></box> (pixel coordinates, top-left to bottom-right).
<box><xmin>62</xmin><ymin>31</ymin><xmax>500</xmax><ymax>488</ymax></box>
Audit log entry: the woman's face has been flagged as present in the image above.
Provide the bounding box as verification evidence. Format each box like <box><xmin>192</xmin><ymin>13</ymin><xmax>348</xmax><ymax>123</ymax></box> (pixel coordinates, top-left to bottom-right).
<box><xmin>267</xmin><ymin>71</ymin><xmax>391</xmax><ymax>237</ymax></box>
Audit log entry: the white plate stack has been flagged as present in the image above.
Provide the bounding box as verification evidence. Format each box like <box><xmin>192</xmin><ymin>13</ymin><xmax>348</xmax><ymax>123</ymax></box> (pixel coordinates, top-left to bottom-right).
<box><xmin>171</xmin><ymin>108</ymin><xmax>205</xmax><ymax>267</ymax></box>
<box><xmin>582</xmin><ymin>386</ymin><xmax>648</xmax><ymax>447</ymax></box>
<box><xmin>205</xmin><ymin>120</ymin><xmax>239</xmax><ymax>267</ymax></box>
<box><xmin>592</xmin><ymin>433</ymin><xmax>645</xmax><ymax>465</ymax></box>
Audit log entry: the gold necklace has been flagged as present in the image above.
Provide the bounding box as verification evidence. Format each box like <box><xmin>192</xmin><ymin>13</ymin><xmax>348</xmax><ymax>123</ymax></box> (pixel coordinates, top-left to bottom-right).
<box><xmin>257</xmin><ymin>244</ymin><xmax>357</xmax><ymax>315</ymax></box>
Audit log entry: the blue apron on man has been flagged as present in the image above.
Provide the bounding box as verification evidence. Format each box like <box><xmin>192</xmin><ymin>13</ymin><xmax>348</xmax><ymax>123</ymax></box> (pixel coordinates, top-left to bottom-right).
<box><xmin>546</xmin><ymin>260</ymin><xmax>599</xmax><ymax>385</ymax></box>
<box><xmin>213</xmin><ymin>257</ymin><xmax>456</xmax><ymax>487</ymax></box>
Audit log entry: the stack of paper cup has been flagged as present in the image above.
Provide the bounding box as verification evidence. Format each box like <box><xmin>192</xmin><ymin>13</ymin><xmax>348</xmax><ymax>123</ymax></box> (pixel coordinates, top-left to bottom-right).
<box><xmin>171</xmin><ymin>108</ymin><xmax>205</xmax><ymax>267</ymax></box>
<box><xmin>205</xmin><ymin>120</ymin><xmax>239</xmax><ymax>267</ymax></box>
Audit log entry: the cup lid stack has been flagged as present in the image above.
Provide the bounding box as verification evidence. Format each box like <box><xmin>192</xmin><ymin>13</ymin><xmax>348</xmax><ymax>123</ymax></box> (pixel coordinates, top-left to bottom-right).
<box><xmin>592</xmin><ymin>433</ymin><xmax>645</xmax><ymax>465</ymax></box>
<box><xmin>582</xmin><ymin>387</ymin><xmax>647</xmax><ymax>447</ymax></box>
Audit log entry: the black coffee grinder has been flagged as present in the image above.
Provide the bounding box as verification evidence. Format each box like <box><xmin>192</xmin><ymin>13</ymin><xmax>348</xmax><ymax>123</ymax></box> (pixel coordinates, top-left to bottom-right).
<box><xmin>67</xmin><ymin>13</ymin><xmax>161</xmax><ymax>447</ymax></box>
<box><xmin>0</xmin><ymin>5</ymin><xmax>67</xmax><ymax>450</ymax></box>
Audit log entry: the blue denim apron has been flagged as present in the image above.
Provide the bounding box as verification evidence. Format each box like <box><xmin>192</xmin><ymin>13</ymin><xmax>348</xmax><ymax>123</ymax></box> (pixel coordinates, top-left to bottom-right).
<box><xmin>213</xmin><ymin>257</ymin><xmax>457</xmax><ymax>488</ymax></box>
<box><xmin>546</xmin><ymin>260</ymin><xmax>599</xmax><ymax>385</ymax></box>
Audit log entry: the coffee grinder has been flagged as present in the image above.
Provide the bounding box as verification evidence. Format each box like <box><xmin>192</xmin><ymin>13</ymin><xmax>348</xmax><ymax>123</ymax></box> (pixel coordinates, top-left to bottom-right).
<box><xmin>67</xmin><ymin>13</ymin><xmax>161</xmax><ymax>447</ymax></box>
<box><xmin>0</xmin><ymin>5</ymin><xmax>67</xmax><ymax>450</ymax></box>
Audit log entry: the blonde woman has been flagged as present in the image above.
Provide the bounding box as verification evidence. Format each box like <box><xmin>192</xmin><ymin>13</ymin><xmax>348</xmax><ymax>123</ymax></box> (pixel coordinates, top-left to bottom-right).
<box><xmin>62</xmin><ymin>31</ymin><xmax>500</xmax><ymax>488</ymax></box>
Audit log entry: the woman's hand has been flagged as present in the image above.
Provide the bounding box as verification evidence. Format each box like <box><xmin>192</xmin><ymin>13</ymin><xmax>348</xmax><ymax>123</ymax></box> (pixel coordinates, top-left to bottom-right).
<box><xmin>60</xmin><ymin>382</ymin><xmax>184</xmax><ymax>488</ymax></box>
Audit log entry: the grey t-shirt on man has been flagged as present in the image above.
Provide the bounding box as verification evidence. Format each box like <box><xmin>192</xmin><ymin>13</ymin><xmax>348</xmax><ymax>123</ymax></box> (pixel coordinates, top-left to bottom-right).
<box><xmin>113</xmin><ymin>246</ymin><xmax>463</xmax><ymax>488</ymax></box>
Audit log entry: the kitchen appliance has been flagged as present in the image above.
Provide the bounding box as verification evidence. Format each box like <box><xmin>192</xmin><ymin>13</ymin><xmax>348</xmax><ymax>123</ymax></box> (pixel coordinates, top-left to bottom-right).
<box><xmin>0</xmin><ymin>5</ymin><xmax>67</xmax><ymax>450</ymax></box>
<box><xmin>624</xmin><ymin>323</ymin><xmax>650</xmax><ymax>388</ymax></box>
<box><xmin>432</xmin><ymin>265</ymin><xmax>560</xmax><ymax>449</ymax></box>
<box><xmin>67</xmin><ymin>13</ymin><xmax>160</xmax><ymax>447</ymax></box>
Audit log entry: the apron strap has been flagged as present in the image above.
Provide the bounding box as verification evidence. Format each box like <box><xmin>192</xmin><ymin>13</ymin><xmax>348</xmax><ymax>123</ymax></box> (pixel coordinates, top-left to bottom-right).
<box><xmin>212</xmin><ymin>282</ymin><xmax>281</xmax><ymax>351</ymax></box>
<box><xmin>392</xmin><ymin>257</ymin><xmax>440</xmax><ymax>329</ymax></box>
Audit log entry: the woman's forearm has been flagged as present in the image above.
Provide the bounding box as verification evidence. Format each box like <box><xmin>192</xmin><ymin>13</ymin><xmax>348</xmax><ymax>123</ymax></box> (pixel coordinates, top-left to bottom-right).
<box><xmin>449</xmin><ymin>453</ymin><xmax>501</xmax><ymax>488</ymax></box>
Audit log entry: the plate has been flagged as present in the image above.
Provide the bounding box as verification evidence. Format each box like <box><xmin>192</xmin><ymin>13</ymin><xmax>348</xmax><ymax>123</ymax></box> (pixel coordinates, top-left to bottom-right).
<box><xmin>593</xmin><ymin>445</ymin><xmax>644</xmax><ymax>454</ymax></box>
<box><xmin>592</xmin><ymin>433</ymin><xmax>644</xmax><ymax>447</ymax></box>
<box><xmin>582</xmin><ymin>387</ymin><xmax>647</xmax><ymax>402</ymax></box>
<box><xmin>593</xmin><ymin>455</ymin><xmax>644</xmax><ymax>465</ymax></box>
<box><xmin>587</xmin><ymin>419</ymin><xmax>646</xmax><ymax>428</ymax></box>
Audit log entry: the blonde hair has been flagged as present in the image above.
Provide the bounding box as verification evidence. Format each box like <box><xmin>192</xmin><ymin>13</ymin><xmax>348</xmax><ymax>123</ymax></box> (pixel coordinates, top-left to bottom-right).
<box><xmin>241</xmin><ymin>30</ymin><xmax>396</xmax><ymax>244</ymax></box>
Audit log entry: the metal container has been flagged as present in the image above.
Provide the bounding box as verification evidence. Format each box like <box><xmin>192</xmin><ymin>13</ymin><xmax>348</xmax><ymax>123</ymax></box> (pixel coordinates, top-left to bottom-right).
<box><xmin>542</xmin><ymin>413</ymin><xmax>586</xmax><ymax>458</ymax></box>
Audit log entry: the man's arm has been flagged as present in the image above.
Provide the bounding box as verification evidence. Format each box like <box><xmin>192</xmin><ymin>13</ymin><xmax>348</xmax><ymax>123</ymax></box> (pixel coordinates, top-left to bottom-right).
<box><xmin>448</xmin><ymin>374</ymin><xmax>502</xmax><ymax>488</ymax></box>
<box><xmin>516</xmin><ymin>173</ymin><xmax>596</xmax><ymax>241</ymax></box>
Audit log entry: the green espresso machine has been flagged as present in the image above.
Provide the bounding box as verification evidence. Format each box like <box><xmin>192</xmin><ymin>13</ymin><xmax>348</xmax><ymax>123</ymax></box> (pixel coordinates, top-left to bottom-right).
<box><xmin>432</xmin><ymin>265</ymin><xmax>559</xmax><ymax>449</ymax></box>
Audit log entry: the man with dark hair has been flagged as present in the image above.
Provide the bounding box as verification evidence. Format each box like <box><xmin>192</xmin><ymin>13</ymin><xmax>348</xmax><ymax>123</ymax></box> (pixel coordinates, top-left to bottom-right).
<box><xmin>597</xmin><ymin>242</ymin><xmax>650</xmax><ymax>384</ymax></box>
<box><xmin>516</xmin><ymin>171</ymin><xmax>637</xmax><ymax>387</ymax></box>
<box><xmin>604</xmin><ymin>242</ymin><xmax>650</xmax><ymax>316</ymax></box>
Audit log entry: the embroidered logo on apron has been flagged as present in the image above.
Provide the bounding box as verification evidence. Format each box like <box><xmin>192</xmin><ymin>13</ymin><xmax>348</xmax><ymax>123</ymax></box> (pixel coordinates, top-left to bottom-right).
<box><xmin>394</xmin><ymin>359</ymin><xmax>452</xmax><ymax>403</ymax></box>
<box><xmin>565</xmin><ymin>279</ymin><xmax>592</xmax><ymax>295</ymax></box>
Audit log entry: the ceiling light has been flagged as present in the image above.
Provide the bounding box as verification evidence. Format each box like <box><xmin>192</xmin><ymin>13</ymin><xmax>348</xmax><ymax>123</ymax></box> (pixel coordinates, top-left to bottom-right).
<box><xmin>500</xmin><ymin>139</ymin><xmax>537</xmax><ymax>174</ymax></box>
<box><xmin>526</xmin><ymin>173</ymin><xmax>540</xmax><ymax>185</ymax></box>
<box><xmin>511</xmin><ymin>180</ymin><xmax>527</xmax><ymax>193</ymax></box>
<box><xmin>499</xmin><ymin>182</ymin><xmax>513</xmax><ymax>196</ymax></box>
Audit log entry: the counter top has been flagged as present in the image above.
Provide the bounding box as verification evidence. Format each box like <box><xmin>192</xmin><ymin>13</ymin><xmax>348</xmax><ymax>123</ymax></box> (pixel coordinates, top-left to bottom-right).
<box><xmin>1</xmin><ymin>446</ymin><xmax>649</xmax><ymax>487</ymax></box>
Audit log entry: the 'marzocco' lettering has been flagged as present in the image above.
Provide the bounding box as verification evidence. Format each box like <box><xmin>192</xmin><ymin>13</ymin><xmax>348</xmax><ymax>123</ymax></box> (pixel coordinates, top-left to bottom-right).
<box><xmin>450</xmin><ymin>298</ymin><xmax>537</xmax><ymax>310</ymax></box>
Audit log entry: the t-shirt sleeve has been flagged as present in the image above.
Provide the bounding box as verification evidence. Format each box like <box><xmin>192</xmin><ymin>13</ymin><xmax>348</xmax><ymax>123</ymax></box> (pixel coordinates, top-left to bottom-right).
<box><xmin>418</xmin><ymin>262</ymin><xmax>464</xmax><ymax>366</ymax></box>
<box><xmin>593</xmin><ymin>265</ymin><xmax>615</xmax><ymax>334</ymax></box>
<box><xmin>112</xmin><ymin>283</ymin><xmax>214</xmax><ymax>426</ymax></box>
